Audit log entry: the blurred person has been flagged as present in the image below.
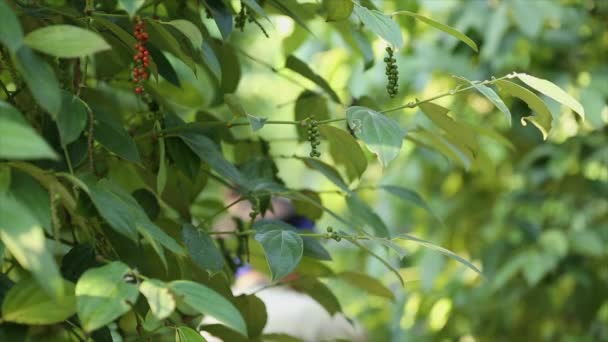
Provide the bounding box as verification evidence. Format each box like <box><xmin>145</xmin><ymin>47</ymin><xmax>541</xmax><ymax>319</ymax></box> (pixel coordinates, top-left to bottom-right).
<box><xmin>200</xmin><ymin>192</ymin><xmax>366</xmax><ymax>342</ymax></box>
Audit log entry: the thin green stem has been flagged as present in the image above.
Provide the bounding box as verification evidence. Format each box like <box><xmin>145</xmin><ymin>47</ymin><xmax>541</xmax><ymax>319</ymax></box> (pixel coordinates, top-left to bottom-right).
<box><xmin>200</xmin><ymin>197</ymin><xmax>244</xmax><ymax>226</ymax></box>
<box><xmin>63</xmin><ymin>147</ymin><xmax>75</xmax><ymax>175</ymax></box>
<box><xmin>317</xmin><ymin>117</ymin><xmax>347</xmax><ymax>125</ymax></box>
<box><xmin>380</xmin><ymin>74</ymin><xmax>515</xmax><ymax>113</ymax></box>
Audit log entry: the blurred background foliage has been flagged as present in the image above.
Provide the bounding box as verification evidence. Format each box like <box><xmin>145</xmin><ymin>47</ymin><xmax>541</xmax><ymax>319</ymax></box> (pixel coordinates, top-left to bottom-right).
<box><xmin>189</xmin><ymin>0</ymin><xmax>607</xmax><ymax>340</ymax></box>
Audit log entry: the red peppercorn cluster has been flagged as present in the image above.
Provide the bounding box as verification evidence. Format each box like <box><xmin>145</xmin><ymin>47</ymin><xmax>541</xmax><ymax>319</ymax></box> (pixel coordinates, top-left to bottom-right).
<box><xmin>132</xmin><ymin>16</ymin><xmax>150</xmax><ymax>95</ymax></box>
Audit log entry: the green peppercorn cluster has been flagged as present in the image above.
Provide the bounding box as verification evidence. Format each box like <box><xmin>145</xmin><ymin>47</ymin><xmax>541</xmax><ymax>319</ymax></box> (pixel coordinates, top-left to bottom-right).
<box><xmin>307</xmin><ymin>119</ymin><xmax>321</xmax><ymax>158</ymax></box>
<box><xmin>384</xmin><ymin>46</ymin><xmax>399</xmax><ymax>97</ymax></box>
<box><xmin>326</xmin><ymin>226</ymin><xmax>341</xmax><ymax>241</ymax></box>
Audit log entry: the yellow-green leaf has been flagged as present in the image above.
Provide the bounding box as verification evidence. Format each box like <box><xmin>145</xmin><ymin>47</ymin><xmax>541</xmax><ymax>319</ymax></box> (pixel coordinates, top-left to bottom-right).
<box><xmin>24</xmin><ymin>25</ymin><xmax>111</xmax><ymax>58</ymax></box>
<box><xmin>517</xmin><ymin>73</ymin><xmax>585</xmax><ymax>120</ymax></box>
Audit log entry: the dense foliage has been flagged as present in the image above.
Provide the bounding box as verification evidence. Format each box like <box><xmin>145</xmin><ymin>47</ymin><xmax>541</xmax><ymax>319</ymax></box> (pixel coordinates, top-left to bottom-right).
<box><xmin>0</xmin><ymin>0</ymin><xmax>606</xmax><ymax>341</ymax></box>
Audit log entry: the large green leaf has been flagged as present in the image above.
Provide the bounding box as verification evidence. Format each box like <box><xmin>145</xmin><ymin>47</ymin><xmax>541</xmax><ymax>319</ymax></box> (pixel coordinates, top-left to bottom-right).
<box><xmin>57</xmin><ymin>91</ymin><xmax>88</xmax><ymax>146</ymax></box>
<box><xmin>165</xmin><ymin>20</ymin><xmax>203</xmax><ymax>50</ymax></box>
<box><xmin>2</xmin><ymin>277</ymin><xmax>76</xmax><ymax>324</ymax></box>
<box><xmin>253</xmin><ymin>222</ymin><xmax>304</xmax><ymax>281</ymax></box>
<box><xmin>0</xmin><ymin>192</ymin><xmax>63</xmax><ymax>298</ymax></box>
<box><xmin>394</xmin><ymin>11</ymin><xmax>478</xmax><ymax>52</ymax></box>
<box><xmin>323</xmin><ymin>0</ymin><xmax>354</xmax><ymax>21</ymax></box>
<box><xmin>353</xmin><ymin>5</ymin><xmax>403</xmax><ymax>49</ymax></box>
<box><xmin>346</xmin><ymin>106</ymin><xmax>404</xmax><ymax>167</ymax></box>
<box><xmin>24</xmin><ymin>25</ymin><xmax>110</xmax><ymax>58</ymax></box>
<box><xmin>93</xmin><ymin>110</ymin><xmax>141</xmax><ymax>163</ymax></box>
<box><xmin>169</xmin><ymin>280</ymin><xmax>247</xmax><ymax>336</ymax></box>
<box><xmin>346</xmin><ymin>194</ymin><xmax>389</xmax><ymax>237</ymax></box>
<box><xmin>516</xmin><ymin>73</ymin><xmax>585</xmax><ymax>120</ymax></box>
<box><xmin>181</xmin><ymin>223</ymin><xmax>225</xmax><ymax>273</ymax></box>
<box><xmin>291</xmin><ymin>277</ymin><xmax>341</xmax><ymax>315</ymax></box>
<box><xmin>285</xmin><ymin>55</ymin><xmax>341</xmax><ymax>103</ymax></box>
<box><xmin>75</xmin><ymin>262</ymin><xmax>139</xmax><ymax>332</ymax></box>
<box><xmin>253</xmin><ymin>220</ymin><xmax>331</xmax><ymax>261</ymax></box>
<box><xmin>0</xmin><ymin>0</ymin><xmax>23</xmax><ymax>52</ymax></box>
<box><xmin>179</xmin><ymin>132</ymin><xmax>247</xmax><ymax>187</ymax></box>
<box><xmin>139</xmin><ymin>279</ymin><xmax>175</xmax><ymax>320</ymax></box>
<box><xmin>14</xmin><ymin>46</ymin><xmax>61</xmax><ymax>116</ymax></box>
<box><xmin>206</xmin><ymin>0</ymin><xmax>233</xmax><ymax>40</ymax></box>
<box><xmin>381</xmin><ymin>185</ymin><xmax>442</xmax><ymax>224</ymax></box>
<box><xmin>83</xmin><ymin>178</ymin><xmax>184</xmax><ymax>258</ymax></box>
<box><xmin>319</xmin><ymin>125</ymin><xmax>367</xmax><ymax>182</ymax></box>
<box><xmin>0</xmin><ymin>101</ymin><xmax>57</xmax><ymax>160</ymax></box>
<box><xmin>336</xmin><ymin>271</ymin><xmax>395</xmax><ymax>301</ymax></box>
<box><xmin>9</xmin><ymin>171</ymin><xmax>51</xmax><ymax>234</ymax></box>
<box><xmin>496</xmin><ymin>79</ymin><xmax>553</xmax><ymax>140</ymax></box>
<box><xmin>418</xmin><ymin>102</ymin><xmax>478</xmax><ymax>152</ymax></box>
<box><xmin>301</xmin><ymin>157</ymin><xmax>350</xmax><ymax>192</ymax></box>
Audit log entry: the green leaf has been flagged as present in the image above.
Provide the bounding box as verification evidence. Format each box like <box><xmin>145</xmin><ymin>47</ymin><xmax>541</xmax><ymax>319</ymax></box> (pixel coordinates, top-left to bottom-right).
<box><xmin>169</xmin><ymin>280</ymin><xmax>247</xmax><ymax>336</ymax></box>
<box><xmin>346</xmin><ymin>106</ymin><xmax>404</xmax><ymax>167</ymax></box>
<box><xmin>10</xmin><ymin>171</ymin><xmax>51</xmax><ymax>234</ymax></box>
<box><xmin>319</xmin><ymin>125</ymin><xmax>367</xmax><ymax>182</ymax></box>
<box><xmin>394</xmin><ymin>11</ymin><xmax>478</xmax><ymax>52</ymax></box>
<box><xmin>301</xmin><ymin>158</ymin><xmax>350</xmax><ymax>192</ymax></box>
<box><xmin>0</xmin><ymin>165</ymin><xmax>9</xmax><ymax>194</ymax></box>
<box><xmin>206</xmin><ymin>0</ymin><xmax>233</xmax><ymax>40</ymax></box>
<box><xmin>381</xmin><ymin>185</ymin><xmax>442</xmax><ymax>224</ymax></box>
<box><xmin>0</xmin><ymin>0</ymin><xmax>24</xmax><ymax>52</ymax></box>
<box><xmin>323</xmin><ymin>0</ymin><xmax>354</xmax><ymax>21</ymax></box>
<box><xmin>24</xmin><ymin>25</ymin><xmax>110</xmax><ymax>58</ymax></box>
<box><xmin>139</xmin><ymin>279</ymin><xmax>176</xmax><ymax>320</ymax></box>
<box><xmin>93</xmin><ymin>109</ymin><xmax>141</xmax><ymax>163</ymax></box>
<box><xmin>14</xmin><ymin>46</ymin><xmax>61</xmax><ymax>116</ymax></box>
<box><xmin>394</xmin><ymin>234</ymin><xmax>482</xmax><ymax>276</ymax></box>
<box><xmin>234</xmin><ymin>294</ymin><xmax>267</xmax><ymax>338</ymax></box>
<box><xmin>291</xmin><ymin>277</ymin><xmax>341</xmax><ymax>315</ymax></box>
<box><xmin>466</xmin><ymin>81</ymin><xmax>511</xmax><ymax>123</ymax></box>
<box><xmin>285</xmin><ymin>55</ymin><xmax>341</xmax><ymax>103</ymax></box>
<box><xmin>346</xmin><ymin>194</ymin><xmax>389</xmax><ymax>237</ymax></box>
<box><xmin>181</xmin><ymin>223</ymin><xmax>225</xmax><ymax>273</ymax></box>
<box><xmin>179</xmin><ymin>132</ymin><xmax>247</xmax><ymax>187</ymax></box>
<box><xmin>0</xmin><ymin>192</ymin><xmax>63</xmax><ymax>298</ymax></box>
<box><xmin>253</xmin><ymin>222</ymin><xmax>304</xmax><ymax>281</ymax></box>
<box><xmin>418</xmin><ymin>102</ymin><xmax>478</xmax><ymax>152</ymax></box>
<box><xmin>2</xmin><ymin>277</ymin><xmax>76</xmax><ymax>324</ymax></box>
<box><xmin>496</xmin><ymin>79</ymin><xmax>553</xmax><ymax>140</ymax></box>
<box><xmin>176</xmin><ymin>326</ymin><xmax>206</xmax><ymax>342</ymax></box>
<box><xmin>353</xmin><ymin>5</ymin><xmax>403</xmax><ymax>49</ymax></box>
<box><xmin>118</xmin><ymin>0</ymin><xmax>145</xmax><ymax>17</ymax></box>
<box><xmin>165</xmin><ymin>20</ymin><xmax>203</xmax><ymax>49</ymax></box>
<box><xmin>516</xmin><ymin>73</ymin><xmax>585</xmax><ymax>120</ymax></box>
<box><xmin>75</xmin><ymin>262</ymin><xmax>139</xmax><ymax>332</ymax></box>
<box><xmin>292</xmin><ymin>190</ymin><xmax>323</xmax><ymax>221</ymax></box>
<box><xmin>336</xmin><ymin>271</ymin><xmax>395</xmax><ymax>301</ymax></box>
<box><xmin>0</xmin><ymin>101</ymin><xmax>57</xmax><ymax>160</ymax></box>
<box><xmin>57</xmin><ymin>91</ymin><xmax>89</xmax><ymax>146</ymax></box>
<box><xmin>253</xmin><ymin>220</ymin><xmax>331</xmax><ymax>261</ymax></box>
<box><xmin>84</xmin><ymin>178</ymin><xmax>184</xmax><ymax>258</ymax></box>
